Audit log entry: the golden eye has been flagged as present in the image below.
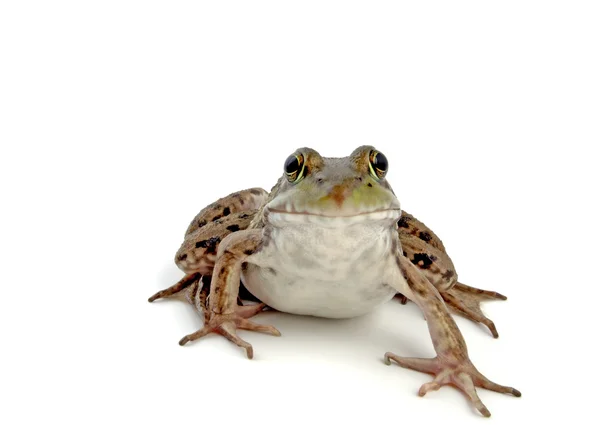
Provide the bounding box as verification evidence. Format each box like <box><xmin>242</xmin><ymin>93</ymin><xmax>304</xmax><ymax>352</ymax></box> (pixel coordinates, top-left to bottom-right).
<box><xmin>284</xmin><ymin>153</ymin><xmax>305</xmax><ymax>183</ymax></box>
<box><xmin>368</xmin><ymin>150</ymin><xmax>388</xmax><ymax>180</ymax></box>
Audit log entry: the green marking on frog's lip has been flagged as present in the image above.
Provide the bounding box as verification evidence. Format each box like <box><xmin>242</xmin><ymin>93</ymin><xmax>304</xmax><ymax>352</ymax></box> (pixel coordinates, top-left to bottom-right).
<box><xmin>267</xmin><ymin>177</ymin><xmax>399</xmax><ymax>217</ymax></box>
<box><xmin>311</xmin><ymin>183</ymin><xmax>395</xmax><ymax>210</ymax></box>
<box><xmin>349</xmin><ymin>182</ymin><xmax>394</xmax><ymax>208</ymax></box>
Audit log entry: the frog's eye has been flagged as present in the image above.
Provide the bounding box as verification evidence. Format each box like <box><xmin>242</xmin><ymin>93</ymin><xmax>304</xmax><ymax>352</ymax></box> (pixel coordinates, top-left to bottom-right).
<box><xmin>368</xmin><ymin>150</ymin><xmax>388</xmax><ymax>180</ymax></box>
<box><xmin>284</xmin><ymin>153</ymin><xmax>305</xmax><ymax>183</ymax></box>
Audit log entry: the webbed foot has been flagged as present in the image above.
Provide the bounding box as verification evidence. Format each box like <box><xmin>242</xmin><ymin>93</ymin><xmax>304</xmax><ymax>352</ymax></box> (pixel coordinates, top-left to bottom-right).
<box><xmin>441</xmin><ymin>282</ymin><xmax>506</xmax><ymax>338</ymax></box>
<box><xmin>384</xmin><ymin>352</ymin><xmax>521</xmax><ymax>417</ymax></box>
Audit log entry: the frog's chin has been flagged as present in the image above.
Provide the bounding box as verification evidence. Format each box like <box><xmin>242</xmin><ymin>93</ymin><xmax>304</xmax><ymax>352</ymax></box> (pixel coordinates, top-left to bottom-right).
<box><xmin>265</xmin><ymin>207</ymin><xmax>401</xmax><ymax>228</ymax></box>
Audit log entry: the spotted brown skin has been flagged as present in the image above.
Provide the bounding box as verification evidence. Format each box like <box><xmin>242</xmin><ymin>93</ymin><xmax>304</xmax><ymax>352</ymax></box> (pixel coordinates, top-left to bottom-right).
<box><xmin>397</xmin><ymin>211</ymin><xmax>447</xmax><ymax>252</ymax></box>
<box><xmin>395</xmin><ymin>212</ymin><xmax>506</xmax><ymax>337</ymax></box>
<box><xmin>175</xmin><ymin>188</ymin><xmax>267</xmax><ymax>275</ymax></box>
<box><xmin>184</xmin><ymin>187</ymin><xmax>268</xmax><ymax>235</ymax></box>
<box><xmin>148</xmin><ymin>146</ymin><xmax>518</xmax><ymax>417</ymax></box>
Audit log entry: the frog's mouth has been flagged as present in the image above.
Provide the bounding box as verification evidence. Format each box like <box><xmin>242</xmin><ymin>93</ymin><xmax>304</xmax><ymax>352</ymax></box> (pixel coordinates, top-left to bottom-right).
<box><xmin>265</xmin><ymin>207</ymin><xmax>402</xmax><ymax>227</ymax></box>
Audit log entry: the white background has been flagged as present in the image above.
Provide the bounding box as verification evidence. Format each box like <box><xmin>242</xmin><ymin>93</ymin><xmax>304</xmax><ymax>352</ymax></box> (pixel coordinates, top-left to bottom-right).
<box><xmin>1</xmin><ymin>1</ymin><xmax>599</xmax><ymax>424</ymax></box>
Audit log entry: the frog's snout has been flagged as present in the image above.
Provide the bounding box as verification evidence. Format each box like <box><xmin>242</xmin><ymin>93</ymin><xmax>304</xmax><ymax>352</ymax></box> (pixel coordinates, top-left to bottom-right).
<box><xmin>327</xmin><ymin>183</ymin><xmax>352</xmax><ymax>207</ymax></box>
<box><xmin>321</xmin><ymin>180</ymin><xmax>375</xmax><ymax>207</ymax></box>
<box><xmin>316</xmin><ymin>178</ymin><xmax>399</xmax><ymax>213</ymax></box>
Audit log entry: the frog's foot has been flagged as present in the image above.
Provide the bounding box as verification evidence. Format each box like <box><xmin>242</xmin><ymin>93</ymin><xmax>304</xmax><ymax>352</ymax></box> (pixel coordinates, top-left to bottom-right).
<box><xmin>147</xmin><ymin>272</ymin><xmax>202</xmax><ymax>303</ymax></box>
<box><xmin>149</xmin><ymin>273</ymin><xmax>212</xmax><ymax>324</ymax></box>
<box><xmin>441</xmin><ymin>282</ymin><xmax>507</xmax><ymax>338</ymax></box>
<box><xmin>178</xmin><ymin>304</ymin><xmax>281</xmax><ymax>359</ymax></box>
<box><xmin>384</xmin><ymin>352</ymin><xmax>521</xmax><ymax>417</ymax></box>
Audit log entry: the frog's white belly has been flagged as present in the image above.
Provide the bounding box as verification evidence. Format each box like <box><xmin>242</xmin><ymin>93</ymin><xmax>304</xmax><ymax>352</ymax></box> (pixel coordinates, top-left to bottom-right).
<box><xmin>242</xmin><ymin>214</ymin><xmax>405</xmax><ymax>319</ymax></box>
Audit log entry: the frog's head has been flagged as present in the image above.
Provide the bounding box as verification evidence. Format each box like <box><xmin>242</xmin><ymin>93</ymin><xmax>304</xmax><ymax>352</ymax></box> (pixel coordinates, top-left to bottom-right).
<box><xmin>265</xmin><ymin>146</ymin><xmax>401</xmax><ymax>225</ymax></box>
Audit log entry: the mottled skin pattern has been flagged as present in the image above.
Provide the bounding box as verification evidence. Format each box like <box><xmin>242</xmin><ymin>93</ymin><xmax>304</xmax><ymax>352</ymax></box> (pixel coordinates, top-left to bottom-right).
<box><xmin>149</xmin><ymin>146</ymin><xmax>520</xmax><ymax>417</ymax></box>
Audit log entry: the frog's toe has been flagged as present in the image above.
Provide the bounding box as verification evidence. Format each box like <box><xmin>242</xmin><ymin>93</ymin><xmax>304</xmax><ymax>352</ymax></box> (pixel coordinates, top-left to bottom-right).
<box><xmin>236</xmin><ymin>302</ymin><xmax>268</xmax><ymax>318</ymax></box>
<box><xmin>238</xmin><ymin>318</ymin><xmax>281</xmax><ymax>336</ymax></box>
<box><xmin>442</xmin><ymin>282</ymin><xmax>506</xmax><ymax>338</ymax></box>
<box><xmin>179</xmin><ymin>328</ymin><xmax>211</xmax><ymax>346</ymax></box>
<box><xmin>453</xmin><ymin>282</ymin><xmax>507</xmax><ymax>301</ymax></box>
<box><xmin>384</xmin><ymin>353</ymin><xmax>436</xmax><ymax>372</ymax></box>
<box><xmin>148</xmin><ymin>273</ymin><xmax>202</xmax><ymax>303</ymax></box>
<box><xmin>218</xmin><ymin>322</ymin><xmax>255</xmax><ymax>359</ymax></box>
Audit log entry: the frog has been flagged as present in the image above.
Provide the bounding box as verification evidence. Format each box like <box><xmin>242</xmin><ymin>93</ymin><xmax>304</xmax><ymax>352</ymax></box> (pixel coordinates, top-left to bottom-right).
<box><xmin>148</xmin><ymin>146</ymin><xmax>521</xmax><ymax>417</ymax></box>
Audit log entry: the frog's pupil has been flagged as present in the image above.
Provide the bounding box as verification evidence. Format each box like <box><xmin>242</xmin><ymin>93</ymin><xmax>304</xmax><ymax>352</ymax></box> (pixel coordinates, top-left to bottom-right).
<box><xmin>373</xmin><ymin>152</ymin><xmax>388</xmax><ymax>172</ymax></box>
<box><xmin>285</xmin><ymin>155</ymin><xmax>300</xmax><ymax>174</ymax></box>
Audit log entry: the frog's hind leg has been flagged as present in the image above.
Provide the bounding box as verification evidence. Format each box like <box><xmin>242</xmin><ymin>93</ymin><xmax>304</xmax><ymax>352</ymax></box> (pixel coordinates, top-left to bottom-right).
<box><xmin>148</xmin><ymin>272</ymin><xmax>202</xmax><ymax>303</ymax></box>
<box><xmin>148</xmin><ymin>273</ymin><xmax>265</xmax><ymax>336</ymax></box>
<box><xmin>440</xmin><ymin>282</ymin><xmax>507</xmax><ymax>338</ymax></box>
<box><xmin>397</xmin><ymin>211</ymin><xmax>447</xmax><ymax>253</ymax></box>
<box><xmin>184</xmin><ymin>187</ymin><xmax>268</xmax><ymax>236</ymax></box>
<box><xmin>398</xmin><ymin>212</ymin><xmax>507</xmax><ymax>338</ymax></box>
<box><xmin>175</xmin><ymin>189</ymin><xmax>268</xmax><ymax>276</ymax></box>
<box><xmin>148</xmin><ymin>273</ymin><xmax>211</xmax><ymax>323</ymax></box>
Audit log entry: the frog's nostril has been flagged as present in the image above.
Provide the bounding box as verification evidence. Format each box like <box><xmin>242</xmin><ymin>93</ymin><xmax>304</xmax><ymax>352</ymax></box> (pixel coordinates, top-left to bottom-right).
<box><xmin>316</xmin><ymin>178</ymin><xmax>324</xmax><ymax>183</ymax></box>
<box><xmin>177</xmin><ymin>253</ymin><xmax>188</xmax><ymax>262</ymax></box>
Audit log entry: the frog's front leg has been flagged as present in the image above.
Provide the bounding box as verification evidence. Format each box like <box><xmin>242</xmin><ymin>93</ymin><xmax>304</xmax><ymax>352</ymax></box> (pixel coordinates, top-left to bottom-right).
<box><xmin>399</xmin><ymin>211</ymin><xmax>507</xmax><ymax>338</ymax></box>
<box><xmin>178</xmin><ymin>230</ymin><xmax>281</xmax><ymax>358</ymax></box>
<box><xmin>385</xmin><ymin>255</ymin><xmax>521</xmax><ymax>417</ymax></box>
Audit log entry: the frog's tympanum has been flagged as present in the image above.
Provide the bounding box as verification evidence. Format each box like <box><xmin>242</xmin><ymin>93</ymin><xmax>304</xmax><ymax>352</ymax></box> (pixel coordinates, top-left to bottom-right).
<box><xmin>149</xmin><ymin>146</ymin><xmax>520</xmax><ymax>417</ymax></box>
